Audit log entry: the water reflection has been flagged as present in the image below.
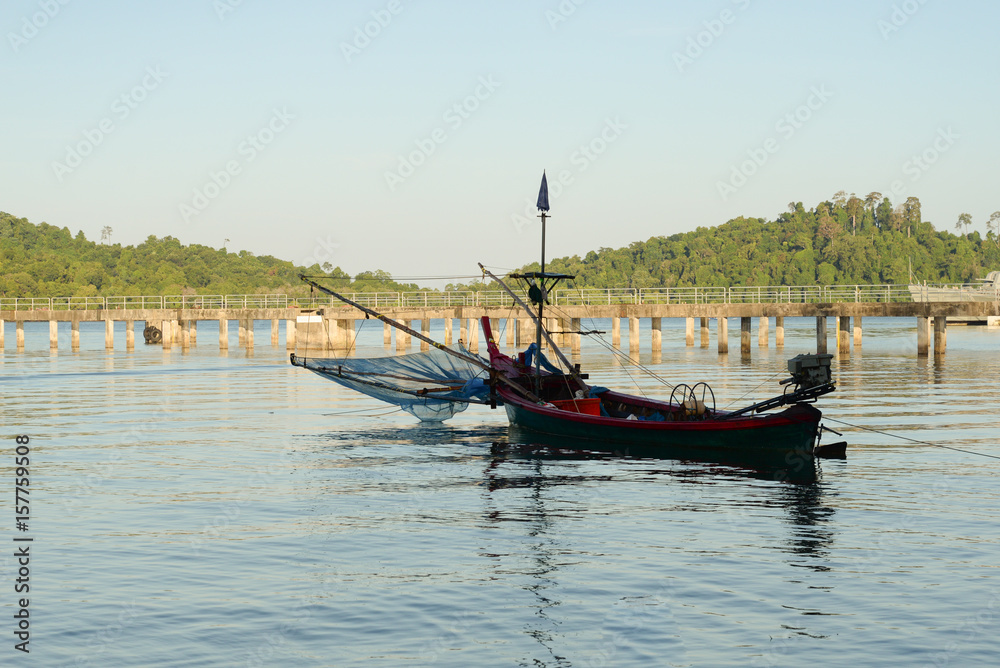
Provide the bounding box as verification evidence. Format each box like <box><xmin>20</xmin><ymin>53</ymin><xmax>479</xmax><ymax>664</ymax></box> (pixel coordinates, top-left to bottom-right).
<box><xmin>478</xmin><ymin>429</ymin><xmax>840</xmax><ymax>662</ymax></box>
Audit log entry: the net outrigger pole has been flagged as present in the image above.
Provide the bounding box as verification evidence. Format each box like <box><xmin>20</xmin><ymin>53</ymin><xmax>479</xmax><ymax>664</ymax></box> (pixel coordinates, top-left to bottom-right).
<box><xmin>298</xmin><ymin>274</ymin><xmax>542</xmax><ymax>403</ymax></box>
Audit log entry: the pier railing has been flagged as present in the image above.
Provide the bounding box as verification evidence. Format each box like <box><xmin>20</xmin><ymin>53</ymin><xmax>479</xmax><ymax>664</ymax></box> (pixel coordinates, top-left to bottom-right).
<box><xmin>1</xmin><ymin>283</ymin><xmax>992</xmax><ymax>312</ymax></box>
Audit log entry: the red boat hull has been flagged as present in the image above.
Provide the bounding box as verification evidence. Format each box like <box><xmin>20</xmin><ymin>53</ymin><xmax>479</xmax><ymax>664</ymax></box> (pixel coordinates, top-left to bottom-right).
<box><xmin>498</xmin><ymin>386</ymin><xmax>821</xmax><ymax>460</ymax></box>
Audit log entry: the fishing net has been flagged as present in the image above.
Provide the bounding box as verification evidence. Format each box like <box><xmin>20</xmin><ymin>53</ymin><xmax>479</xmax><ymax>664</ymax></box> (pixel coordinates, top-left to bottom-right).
<box><xmin>292</xmin><ymin>344</ymin><xmax>491</xmax><ymax>422</ymax></box>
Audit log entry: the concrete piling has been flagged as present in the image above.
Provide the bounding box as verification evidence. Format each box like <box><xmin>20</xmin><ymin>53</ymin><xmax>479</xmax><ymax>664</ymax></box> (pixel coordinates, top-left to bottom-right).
<box><xmin>838</xmin><ymin>316</ymin><xmax>851</xmax><ymax>354</ymax></box>
<box><xmin>628</xmin><ymin>316</ymin><xmax>640</xmax><ymax>353</ymax></box>
<box><xmin>917</xmin><ymin>316</ymin><xmax>930</xmax><ymax>356</ymax></box>
<box><xmin>718</xmin><ymin>317</ymin><xmax>728</xmax><ymax>354</ymax></box>
<box><xmin>816</xmin><ymin>317</ymin><xmax>827</xmax><ymax>354</ymax></box>
<box><xmin>468</xmin><ymin>318</ymin><xmax>479</xmax><ymax>352</ymax></box>
<box><xmin>934</xmin><ymin>316</ymin><xmax>947</xmax><ymax>355</ymax></box>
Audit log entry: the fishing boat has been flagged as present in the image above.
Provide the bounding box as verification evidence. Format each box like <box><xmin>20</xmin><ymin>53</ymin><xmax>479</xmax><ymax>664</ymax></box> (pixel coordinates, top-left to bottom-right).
<box><xmin>289</xmin><ymin>172</ymin><xmax>843</xmax><ymax>461</ymax></box>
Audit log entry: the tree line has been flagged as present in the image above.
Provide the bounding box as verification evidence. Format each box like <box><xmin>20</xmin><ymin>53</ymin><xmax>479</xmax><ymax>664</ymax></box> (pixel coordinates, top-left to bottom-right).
<box><xmin>503</xmin><ymin>192</ymin><xmax>1000</xmax><ymax>290</ymax></box>
<box><xmin>4</xmin><ymin>192</ymin><xmax>999</xmax><ymax>298</ymax></box>
<box><xmin>0</xmin><ymin>211</ymin><xmax>418</xmax><ymax>297</ymax></box>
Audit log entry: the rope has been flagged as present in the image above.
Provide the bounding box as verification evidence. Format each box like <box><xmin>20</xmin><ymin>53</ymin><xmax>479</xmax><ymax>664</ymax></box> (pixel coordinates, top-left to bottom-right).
<box><xmin>547</xmin><ymin>301</ymin><xmax>676</xmax><ymax>393</ymax></box>
<box><xmin>824</xmin><ymin>416</ymin><xmax>1000</xmax><ymax>461</ymax></box>
<box><xmin>721</xmin><ymin>371</ymin><xmax>785</xmax><ymax>410</ymax></box>
<box><xmin>322</xmin><ymin>407</ymin><xmax>405</xmax><ymax>417</ymax></box>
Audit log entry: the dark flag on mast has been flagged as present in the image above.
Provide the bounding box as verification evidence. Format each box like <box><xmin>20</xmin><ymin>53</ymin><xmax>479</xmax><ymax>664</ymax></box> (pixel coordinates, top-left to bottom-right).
<box><xmin>536</xmin><ymin>171</ymin><xmax>550</xmax><ymax>212</ymax></box>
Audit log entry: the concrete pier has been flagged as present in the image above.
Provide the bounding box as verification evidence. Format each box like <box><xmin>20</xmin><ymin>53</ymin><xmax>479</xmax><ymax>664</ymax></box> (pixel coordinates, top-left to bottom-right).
<box><xmin>740</xmin><ymin>317</ymin><xmax>751</xmax><ymax>358</ymax></box>
<box><xmin>2</xmin><ymin>300</ymin><xmax>994</xmax><ymax>358</ymax></box>
<box><xmin>718</xmin><ymin>317</ymin><xmax>728</xmax><ymax>354</ymax></box>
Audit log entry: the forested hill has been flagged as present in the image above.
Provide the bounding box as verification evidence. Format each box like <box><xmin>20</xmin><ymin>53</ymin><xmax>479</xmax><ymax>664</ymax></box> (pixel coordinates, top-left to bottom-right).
<box><xmin>0</xmin><ymin>211</ymin><xmax>417</xmax><ymax>297</ymax></box>
<box><xmin>521</xmin><ymin>193</ymin><xmax>1000</xmax><ymax>289</ymax></box>
<box><xmin>5</xmin><ymin>193</ymin><xmax>1000</xmax><ymax>297</ymax></box>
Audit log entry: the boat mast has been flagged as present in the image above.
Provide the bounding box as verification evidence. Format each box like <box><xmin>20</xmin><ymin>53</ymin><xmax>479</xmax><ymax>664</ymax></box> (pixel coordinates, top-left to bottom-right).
<box><xmin>535</xmin><ymin>171</ymin><xmax>550</xmax><ymax>389</ymax></box>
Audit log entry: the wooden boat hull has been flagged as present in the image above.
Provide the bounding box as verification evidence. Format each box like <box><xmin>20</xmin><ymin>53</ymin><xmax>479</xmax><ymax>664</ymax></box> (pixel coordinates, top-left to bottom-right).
<box><xmin>500</xmin><ymin>388</ymin><xmax>821</xmax><ymax>460</ymax></box>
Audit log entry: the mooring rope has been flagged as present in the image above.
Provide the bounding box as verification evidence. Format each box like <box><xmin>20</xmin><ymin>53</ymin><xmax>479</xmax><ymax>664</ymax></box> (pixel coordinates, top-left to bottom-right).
<box><xmin>823</xmin><ymin>416</ymin><xmax>1000</xmax><ymax>461</ymax></box>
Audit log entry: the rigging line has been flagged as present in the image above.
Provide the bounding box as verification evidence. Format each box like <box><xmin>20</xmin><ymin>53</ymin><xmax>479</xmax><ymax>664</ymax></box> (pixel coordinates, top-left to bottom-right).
<box><xmin>551</xmin><ymin>299</ymin><xmax>650</xmax><ymax>399</ymax></box>
<box><xmin>721</xmin><ymin>371</ymin><xmax>786</xmax><ymax>410</ymax></box>
<box><xmin>322</xmin><ymin>406</ymin><xmax>406</xmax><ymax>416</ymax></box>
<box><xmin>823</xmin><ymin>416</ymin><xmax>1000</xmax><ymax>461</ymax></box>
<box><xmin>549</xmin><ymin>301</ymin><xmax>675</xmax><ymax>391</ymax></box>
<box><xmin>568</xmin><ymin>303</ymin><xmax>672</xmax><ymax>389</ymax></box>
<box><xmin>478</xmin><ymin>265</ymin><xmax>586</xmax><ymax>390</ymax></box>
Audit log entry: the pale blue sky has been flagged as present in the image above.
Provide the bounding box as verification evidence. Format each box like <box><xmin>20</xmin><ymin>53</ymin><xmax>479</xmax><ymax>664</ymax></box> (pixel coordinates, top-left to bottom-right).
<box><xmin>2</xmin><ymin>0</ymin><xmax>997</xmax><ymax>285</ymax></box>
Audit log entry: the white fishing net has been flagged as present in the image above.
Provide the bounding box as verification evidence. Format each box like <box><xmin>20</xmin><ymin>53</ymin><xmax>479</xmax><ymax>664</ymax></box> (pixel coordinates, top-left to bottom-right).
<box><xmin>293</xmin><ymin>344</ymin><xmax>491</xmax><ymax>422</ymax></box>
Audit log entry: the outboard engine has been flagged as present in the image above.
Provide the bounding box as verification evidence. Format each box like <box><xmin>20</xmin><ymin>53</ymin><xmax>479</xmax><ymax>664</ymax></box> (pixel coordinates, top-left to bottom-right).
<box><xmin>782</xmin><ymin>353</ymin><xmax>833</xmax><ymax>390</ymax></box>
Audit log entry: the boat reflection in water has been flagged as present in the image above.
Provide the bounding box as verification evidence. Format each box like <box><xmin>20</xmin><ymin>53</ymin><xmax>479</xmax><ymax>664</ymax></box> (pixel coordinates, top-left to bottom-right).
<box><xmin>478</xmin><ymin>428</ymin><xmax>841</xmax><ymax>664</ymax></box>
<box><xmin>497</xmin><ymin>425</ymin><xmax>822</xmax><ymax>483</ymax></box>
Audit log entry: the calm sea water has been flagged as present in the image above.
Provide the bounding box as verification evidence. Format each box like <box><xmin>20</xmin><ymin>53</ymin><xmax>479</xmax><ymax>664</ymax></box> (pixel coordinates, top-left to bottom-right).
<box><xmin>2</xmin><ymin>318</ymin><xmax>999</xmax><ymax>667</ymax></box>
